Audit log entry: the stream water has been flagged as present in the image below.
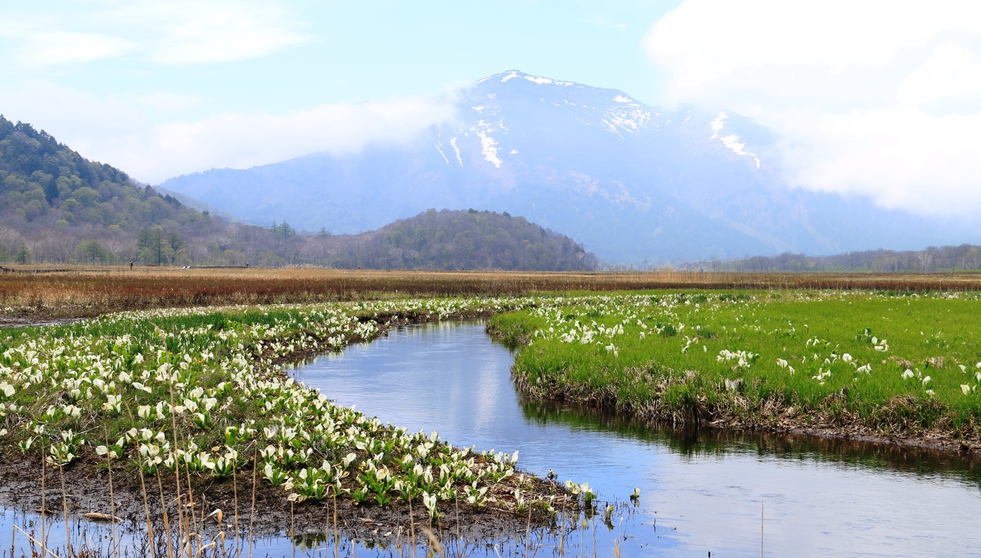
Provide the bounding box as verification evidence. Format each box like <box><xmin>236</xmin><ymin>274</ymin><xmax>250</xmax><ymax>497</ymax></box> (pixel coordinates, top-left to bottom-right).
<box><xmin>4</xmin><ymin>321</ymin><xmax>981</xmax><ymax>556</ymax></box>
<box><xmin>291</xmin><ymin>321</ymin><xmax>981</xmax><ymax>557</ymax></box>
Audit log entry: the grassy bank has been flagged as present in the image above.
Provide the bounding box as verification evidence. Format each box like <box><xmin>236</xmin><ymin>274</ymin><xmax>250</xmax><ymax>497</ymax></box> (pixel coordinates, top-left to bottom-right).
<box><xmin>490</xmin><ymin>291</ymin><xmax>981</xmax><ymax>452</ymax></box>
<box><xmin>0</xmin><ymin>296</ymin><xmax>585</xmax><ymax>554</ymax></box>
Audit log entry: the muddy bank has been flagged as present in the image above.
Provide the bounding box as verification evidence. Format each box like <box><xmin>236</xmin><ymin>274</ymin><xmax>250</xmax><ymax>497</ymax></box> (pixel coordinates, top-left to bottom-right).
<box><xmin>510</xmin><ymin>363</ymin><xmax>981</xmax><ymax>459</ymax></box>
<box><xmin>512</xmin><ymin>369</ymin><xmax>981</xmax><ymax>459</ymax></box>
<box><xmin>0</xmin><ymin>449</ymin><xmax>575</xmax><ymax>549</ymax></box>
<box><xmin>0</xmin><ymin>317</ymin><xmax>85</xmax><ymax>329</ymax></box>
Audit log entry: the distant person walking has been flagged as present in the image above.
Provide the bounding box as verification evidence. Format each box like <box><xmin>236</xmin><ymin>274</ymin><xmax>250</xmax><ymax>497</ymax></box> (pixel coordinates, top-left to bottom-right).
<box><xmin>129</xmin><ymin>261</ymin><xmax>134</xmax><ymax>270</ymax></box>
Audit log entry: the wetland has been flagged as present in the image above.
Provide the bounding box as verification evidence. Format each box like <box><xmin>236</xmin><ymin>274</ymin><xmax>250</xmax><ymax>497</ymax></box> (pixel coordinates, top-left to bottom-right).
<box><xmin>3</xmin><ymin>269</ymin><xmax>981</xmax><ymax>556</ymax></box>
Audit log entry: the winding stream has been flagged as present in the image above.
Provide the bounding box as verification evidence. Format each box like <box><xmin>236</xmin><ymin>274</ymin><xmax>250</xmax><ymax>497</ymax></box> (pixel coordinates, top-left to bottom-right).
<box><xmin>292</xmin><ymin>321</ymin><xmax>981</xmax><ymax>557</ymax></box>
<box><xmin>3</xmin><ymin>321</ymin><xmax>981</xmax><ymax>556</ymax></box>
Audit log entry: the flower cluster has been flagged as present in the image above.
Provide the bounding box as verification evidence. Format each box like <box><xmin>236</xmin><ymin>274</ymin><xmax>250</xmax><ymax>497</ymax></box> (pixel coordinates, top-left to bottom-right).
<box><xmin>0</xmin><ymin>296</ymin><xmax>551</xmax><ymax>517</ymax></box>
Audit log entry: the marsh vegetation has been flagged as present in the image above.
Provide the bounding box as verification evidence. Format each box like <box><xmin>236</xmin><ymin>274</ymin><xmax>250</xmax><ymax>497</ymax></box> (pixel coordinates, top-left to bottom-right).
<box><xmin>3</xmin><ymin>270</ymin><xmax>981</xmax><ymax>555</ymax></box>
<box><xmin>491</xmin><ymin>290</ymin><xmax>981</xmax><ymax>451</ymax></box>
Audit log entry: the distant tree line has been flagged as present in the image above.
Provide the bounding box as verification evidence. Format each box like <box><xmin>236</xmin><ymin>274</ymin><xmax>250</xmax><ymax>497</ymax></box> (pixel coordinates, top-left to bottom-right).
<box><xmin>685</xmin><ymin>245</ymin><xmax>981</xmax><ymax>272</ymax></box>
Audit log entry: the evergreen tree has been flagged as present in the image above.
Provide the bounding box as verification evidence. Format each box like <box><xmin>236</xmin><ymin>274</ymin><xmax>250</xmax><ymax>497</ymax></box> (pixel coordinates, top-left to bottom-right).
<box><xmin>14</xmin><ymin>244</ymin><xmax>30</xmax><ymax>264</ymax></box>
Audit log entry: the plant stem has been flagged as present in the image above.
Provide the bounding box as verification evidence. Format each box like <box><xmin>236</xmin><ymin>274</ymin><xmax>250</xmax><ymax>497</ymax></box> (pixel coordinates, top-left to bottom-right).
<box><xmin>58</xmin><ymin>464</ymin><xmax>72</xmax><ymax>556</ymax></box>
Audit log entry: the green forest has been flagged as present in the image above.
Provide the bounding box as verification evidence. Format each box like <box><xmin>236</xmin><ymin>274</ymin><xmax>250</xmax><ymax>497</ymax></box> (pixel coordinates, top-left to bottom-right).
<box><xmin>0</xmin><ymin>115</ymin><xmax>597</xmax><ymax>271</ymax></box>
<box><xmin>0</xmin><ymin>115</ymin><xmax>225</xmax><ymax>264</ymax></box>
<box><xmin>304</xmin><ymin>209</ymin><xmax>598</xmax><ymax>271</ymax></box>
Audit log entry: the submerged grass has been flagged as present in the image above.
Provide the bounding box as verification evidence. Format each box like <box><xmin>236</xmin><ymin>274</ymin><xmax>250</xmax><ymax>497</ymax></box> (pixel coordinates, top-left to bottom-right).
<box><xmin>491</xmin><ymin>290</ymin><xmax>981</xmax><ymax>448</ymax></box>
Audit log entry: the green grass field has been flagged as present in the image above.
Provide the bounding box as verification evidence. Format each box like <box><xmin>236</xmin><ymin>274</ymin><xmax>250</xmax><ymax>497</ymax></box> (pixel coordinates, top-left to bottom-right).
<box><xmin>490</xmin><ymin>290</ymin><xmax>981</xmax><ymax>443</ymax></box>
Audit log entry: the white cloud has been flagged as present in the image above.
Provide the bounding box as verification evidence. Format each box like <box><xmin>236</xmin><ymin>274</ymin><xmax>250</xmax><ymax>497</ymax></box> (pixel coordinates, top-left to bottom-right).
<box><xmin>0</xmin><ymin>81</ymin><xmax>458</xmax><ymax>184</ymax></box>
<box><xmin>16</xmin><ymin>31</ymin><xmax>134</xmax><ymax>65</ymax></box>
<box><xmin>140</xmin><ymin>97</ymin><xmax>459</xmax><ymax>181</ymax></box>
<box><xmin>897</xmin><ymin>42</ymin><xmax>981</xmax><ymax>107</ymax></box>
<box><xmin>135</xmin><ymin>92</ymin><xmax>204</xmax><ymax>114</ymax></box>
<box><xmin>117</xmin><ymin>0</ymin><xmax>314</xmax><ymax>65</ymax></box>
<box><xmin>0</xmin><ymin>0</ymin><xmax>312</xmax><ymax>67</ymax></box>
<box><xmin>645</xmin><ymin>0</ymin><xmax>981</xmax><ymax>218</ymax></box>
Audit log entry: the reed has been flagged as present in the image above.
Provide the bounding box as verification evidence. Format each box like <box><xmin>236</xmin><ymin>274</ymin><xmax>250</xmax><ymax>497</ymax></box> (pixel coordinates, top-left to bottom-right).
<box><xmin>39</xmin><ymin>453</ymin><xmax>46</xmax><ymax>555</ymax></box>
<box><xmin>57</xmin><ymin>463</ymin><xmax>71</xmax><ymax>556</ymax></box>
<box><xmin>102</xmin><ymin>428</ymin><xmax>119</xmax><ymax>558</ymax></box>
<box><xmin>4</xmin><ymin>266</ymin><xmax>981</xmax><ymax>324</ymax></box>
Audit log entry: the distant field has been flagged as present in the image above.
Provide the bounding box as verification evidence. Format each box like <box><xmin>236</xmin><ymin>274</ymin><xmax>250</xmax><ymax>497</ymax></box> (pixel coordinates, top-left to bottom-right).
<box><xmin>3</xmin><ymin>265</ymin><xmax>981</xmax><ymax>322</ymax></box>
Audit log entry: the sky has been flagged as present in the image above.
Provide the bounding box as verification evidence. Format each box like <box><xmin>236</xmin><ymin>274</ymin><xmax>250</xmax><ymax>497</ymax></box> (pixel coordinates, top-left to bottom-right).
<box><xmin>1</xmin><ymin>0</ymin><xmax>979</xmax><ymax>219</ymax></box>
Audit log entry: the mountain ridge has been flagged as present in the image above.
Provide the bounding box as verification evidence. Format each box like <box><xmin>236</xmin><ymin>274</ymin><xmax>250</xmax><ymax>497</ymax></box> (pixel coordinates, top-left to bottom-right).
<box><xmin>0</xmin><ymin>113</ymin><xmax>592</xmax><ymax>270</ymax></box>
<box><xmin>160</xmin><ymin>70</ymin><xmax>978</xmax><ymax>264</ymax></box>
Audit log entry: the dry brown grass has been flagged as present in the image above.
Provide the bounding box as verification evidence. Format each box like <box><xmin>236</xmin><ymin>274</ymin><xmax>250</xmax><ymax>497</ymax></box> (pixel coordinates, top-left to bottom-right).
<box><xmin>2</xmin><ymin>264</ymin><xmax>981</xmax><ymax>321</ymax></box>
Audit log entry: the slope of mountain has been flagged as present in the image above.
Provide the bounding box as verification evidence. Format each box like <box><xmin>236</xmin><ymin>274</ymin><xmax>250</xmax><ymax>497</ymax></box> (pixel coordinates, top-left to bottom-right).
<box><xmin>300</xmin><ymin>208</ymin><xmax>597</xmax><ymax>271</ymax></box>
<box><xmin>160</xmin><ymin>70</ymin><xmax>978</xmax><ymax>264</ymax></box>
<box><xmin>0</xmin><ymin>114</ymin><xmax>224</xmax><ymax>263</ymax></box>
<box><xmin>0</xmin><ymin>114</ymin><xmax>592</xmax><ymax>270</ymax></box>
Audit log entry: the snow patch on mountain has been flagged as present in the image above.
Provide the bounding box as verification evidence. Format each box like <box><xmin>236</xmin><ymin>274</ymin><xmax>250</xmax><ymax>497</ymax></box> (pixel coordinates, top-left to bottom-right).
<box><xmin>613</xmin><ymin>95</ymin><xmax>642</xmax><ymax>107</ymax></box>
<box><xmin>500</xmin><ymin>70</ymin><xmax>574</xmax><ymax>86</ymax></box>
<box><xmin>710</xmin><ymin>112</ymin><xmax>761</xmax><ymax>169</ymax></box>
<box><xmin>602</xmin><ymin>107</ymin><xmax>652</xmax><ymax>136</ymax></box>
<box><xmin>476</xmin><ymin>131</ymin><xmax>502</xmax><ymax>168</ymax></box>
<box><xmin>435</xmin><ymin>142</ymin><xmax>450</xmax><ymax>166</ymax></box>
<box><xmin>449</xmin><ymin>137</ymin><xmax>463</xmax><ymax>167</ymax></box>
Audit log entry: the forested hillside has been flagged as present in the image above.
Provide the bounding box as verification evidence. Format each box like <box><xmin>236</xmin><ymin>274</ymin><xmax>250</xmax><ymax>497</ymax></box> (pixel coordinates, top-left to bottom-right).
<box><xmin>0</xmin><ymin>114</ymin><xmax>227</xmax><ymax>264</ymax></box>
<box><xmin>0</xmin><ymin>115</ymin><xmax>596</xmax><ymax>270</ymax></box>
<box><xmin>689</xmin><ymin>245</ymin><xmax>981</xmax><ymax>272</ymax></box>
<box><xmin>301</xmin><ymin>209</ymin><xmax>598</xmax><ymax>271</ymax></box>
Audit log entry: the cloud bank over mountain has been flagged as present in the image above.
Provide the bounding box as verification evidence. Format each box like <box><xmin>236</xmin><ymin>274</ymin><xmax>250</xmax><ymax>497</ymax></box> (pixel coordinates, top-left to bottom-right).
<box><xmin>161</xmin><ymin>70</ymin><xmax>980</xmax><ymax>265</ymax></box>
<box><xmin>0</xmin><ymin>81</ymin><xmax>460</xmax><ymax>183</ymax></box>
<box><xmin>645</xmin><ymin>0</ymin><xmax>981</xmax><ymax>217</ymax></box>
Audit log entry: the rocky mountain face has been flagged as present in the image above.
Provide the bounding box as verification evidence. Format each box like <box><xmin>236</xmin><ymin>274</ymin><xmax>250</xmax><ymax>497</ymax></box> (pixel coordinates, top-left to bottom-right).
<box><xmin>159</xmin><ymin>70</ymin><xmax>976</xmax><ymax>264</ymax></box>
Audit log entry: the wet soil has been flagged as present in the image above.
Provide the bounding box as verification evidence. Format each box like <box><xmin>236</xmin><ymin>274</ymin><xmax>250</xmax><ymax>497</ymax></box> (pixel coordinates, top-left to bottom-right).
<box><xmin>0</xmin><ymin>449</ymin><xmax>574</xmax><ymax>549</ymax></box>
<box><xmin>0</xmin><ymin>317</ymin><xmax>85</xmax><ymax>329</ymax></box>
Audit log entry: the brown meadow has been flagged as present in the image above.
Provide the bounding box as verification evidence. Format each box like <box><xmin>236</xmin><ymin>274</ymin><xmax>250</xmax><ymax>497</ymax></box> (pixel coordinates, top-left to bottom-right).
<box><xmin>3</xmin><ymin>265</ymin><xmax>981</xmax><ymax>323</ymax></box>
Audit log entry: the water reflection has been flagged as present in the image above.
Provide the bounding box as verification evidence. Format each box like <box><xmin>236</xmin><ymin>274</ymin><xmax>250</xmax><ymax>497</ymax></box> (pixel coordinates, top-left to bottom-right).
<box><xmin>520</xmin><ymin>399</ymin><xmax>981</xmax><ymax>487</ymax></box>
<box><xmin>293</xmin><ymin>322</ymin><xmax>981</xmax><ymax>557</ymax></box>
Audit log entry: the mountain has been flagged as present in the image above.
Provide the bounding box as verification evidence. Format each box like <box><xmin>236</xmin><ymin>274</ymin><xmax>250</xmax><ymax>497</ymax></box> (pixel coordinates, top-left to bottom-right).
<box><xmin>0</xmin><ymin>114</ymin><xmax>591</xmax><ymax>270</ymax></box>
<box><xmin>300</xmin><ymin>209</ymin><xmax>597</xmax><ymax>271</ymax></box>
<box><xmin>159</xmin><ymin>70</ymin><xmax>979</xmax><ymax>265</ymax></box>
<box><xmin>0</xmin><ymin>114</ymin><xmax>222</xmax><ymax>264</ymax></box>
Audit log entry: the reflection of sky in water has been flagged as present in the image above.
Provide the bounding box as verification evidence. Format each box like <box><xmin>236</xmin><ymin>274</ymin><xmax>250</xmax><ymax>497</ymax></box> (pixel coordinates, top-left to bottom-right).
<box><xmin>292</xmin><ymin>322</ymin><xmax>981</xmax><ymax>557</ymax></box>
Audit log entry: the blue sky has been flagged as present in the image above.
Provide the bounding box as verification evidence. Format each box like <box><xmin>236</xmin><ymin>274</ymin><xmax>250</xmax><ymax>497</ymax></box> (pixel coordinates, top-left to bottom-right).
<box><xmin>1</xmin><ymin>1</ymin><xmax>979</xmax><ymax>218</ymax></box>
